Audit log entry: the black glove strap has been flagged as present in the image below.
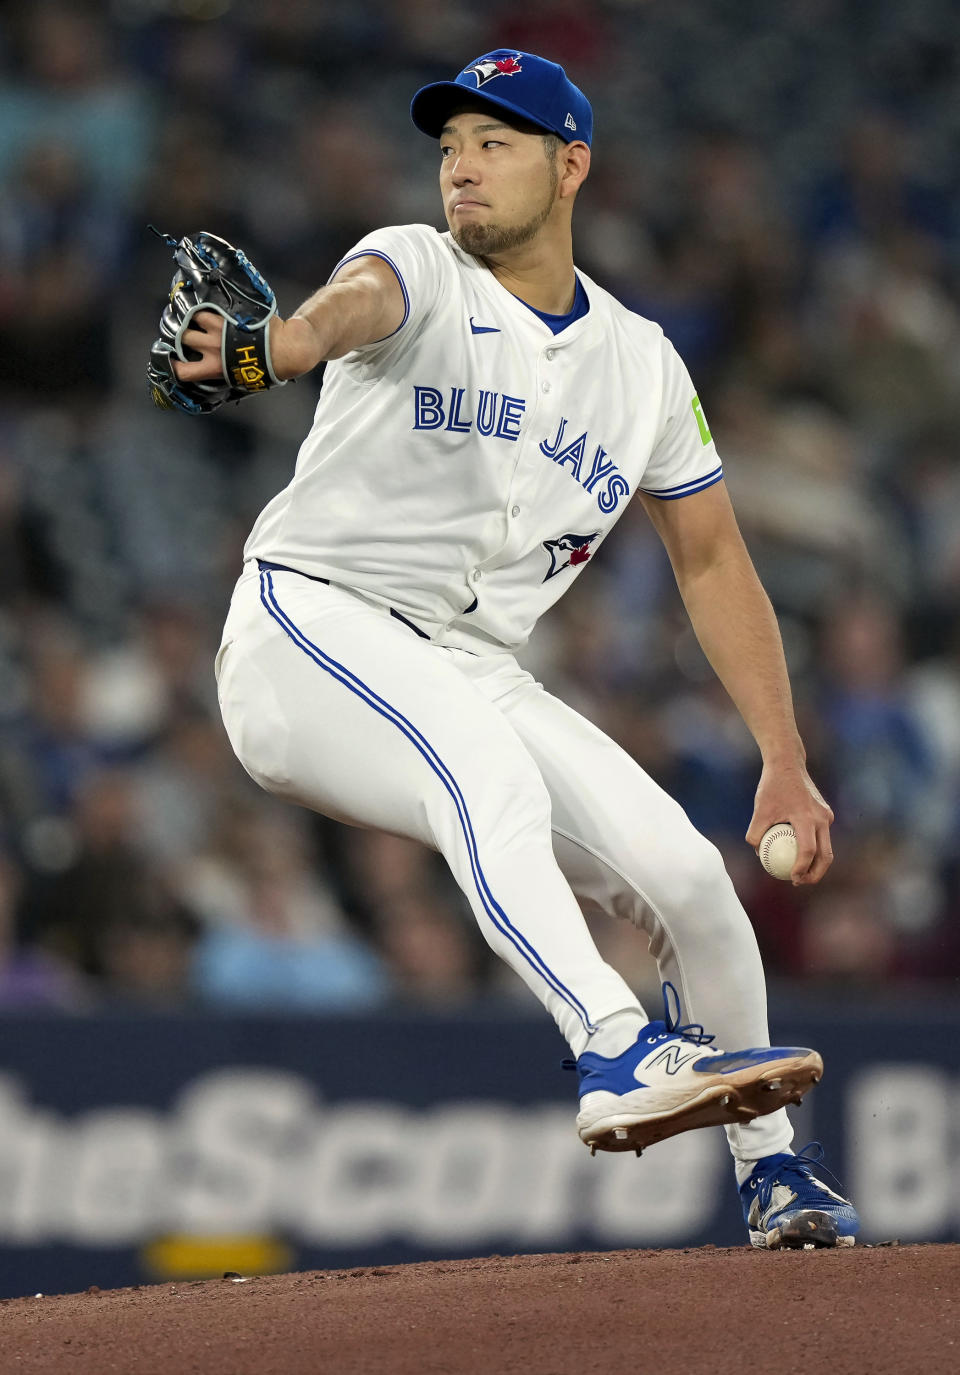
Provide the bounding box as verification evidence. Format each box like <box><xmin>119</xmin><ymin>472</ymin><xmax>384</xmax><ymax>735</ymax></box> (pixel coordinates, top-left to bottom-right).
<box><xmin>221</xmin><ymin>318</ymin><xmax>284</xmax><ymax>394</ymax></box>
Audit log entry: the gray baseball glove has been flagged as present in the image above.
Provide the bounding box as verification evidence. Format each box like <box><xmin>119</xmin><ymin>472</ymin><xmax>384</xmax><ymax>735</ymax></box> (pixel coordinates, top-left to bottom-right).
<box><xmin>147</xmin><ymin>227</ymin><xmax>286</xmax><ymax>415</ymax></box>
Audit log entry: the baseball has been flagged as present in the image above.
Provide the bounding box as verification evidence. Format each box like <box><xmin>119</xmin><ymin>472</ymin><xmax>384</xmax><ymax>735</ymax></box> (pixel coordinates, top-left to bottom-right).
<box><xmin>757</xmin><ymin>822</ymin><xmax>798</xmax><ymax>880</ymax></box>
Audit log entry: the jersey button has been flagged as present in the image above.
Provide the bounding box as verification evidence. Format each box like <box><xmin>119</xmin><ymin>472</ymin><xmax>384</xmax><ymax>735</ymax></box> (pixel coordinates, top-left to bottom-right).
<box><xmin>510</xmin><ymin>505</ymin><xmax>521</xmax><ymax>518</ymax></box>
<box><xmin>472</xmin><ymin>569</ymin><xmax>482</xmax><ymax>582</ymax></box>
<box><xmin>545</xmin><ymin>349</ymin><xmax>556</xmax><ymax>361</ymax></box>
<box><xmin>542</xmin><ymin>381</ymin><xmax>551</xmax><ymax>393</ymax></box>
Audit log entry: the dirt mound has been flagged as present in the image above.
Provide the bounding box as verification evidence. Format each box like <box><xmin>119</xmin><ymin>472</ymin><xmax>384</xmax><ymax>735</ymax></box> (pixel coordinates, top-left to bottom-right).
<box><xmin>3</xmin><ymin>1244</ymin><xmax>956</xmax><ymax>1374</ymax></box>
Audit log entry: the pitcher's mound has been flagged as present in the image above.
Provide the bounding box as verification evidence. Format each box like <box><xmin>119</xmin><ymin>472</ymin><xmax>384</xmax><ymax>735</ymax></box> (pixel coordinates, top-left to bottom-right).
<box><xmin>3</xmin><ymin>1244</ymin><xmax>956</xmax><ymax>1375</ymax></box>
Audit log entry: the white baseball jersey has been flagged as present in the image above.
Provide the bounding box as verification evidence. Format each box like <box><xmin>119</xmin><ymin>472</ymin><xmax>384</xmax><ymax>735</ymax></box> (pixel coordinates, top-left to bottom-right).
<box><xmin>244</xmin><ymin>223</ymin><xmax>722</xmax><ymax>650</ymax></box>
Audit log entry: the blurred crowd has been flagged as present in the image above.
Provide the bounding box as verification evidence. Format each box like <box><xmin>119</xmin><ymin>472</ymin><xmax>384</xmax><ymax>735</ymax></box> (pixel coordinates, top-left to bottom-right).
<box><xmin>0</xmin><ymin>0</ymin><xmax>958</xmax><ymax>1014</ymax></box>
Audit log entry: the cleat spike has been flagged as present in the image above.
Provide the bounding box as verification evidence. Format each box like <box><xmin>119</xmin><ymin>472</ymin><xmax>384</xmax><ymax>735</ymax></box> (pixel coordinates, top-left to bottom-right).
<box><xmin>635</xmin><ymin>1148</ymin><xmax>643</xmax><ymax>1157</ymax></box>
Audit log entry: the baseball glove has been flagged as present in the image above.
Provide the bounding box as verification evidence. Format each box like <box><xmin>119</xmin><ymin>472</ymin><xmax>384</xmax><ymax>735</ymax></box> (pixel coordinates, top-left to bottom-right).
<box><xmin>147</xmin><ymin>227</ymin><xmax>286</xmax><ymax>415</ymax></box>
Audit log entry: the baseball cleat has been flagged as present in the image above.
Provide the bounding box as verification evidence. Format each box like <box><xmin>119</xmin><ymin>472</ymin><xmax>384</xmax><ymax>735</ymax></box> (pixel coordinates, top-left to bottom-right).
<box><xmin>571</xmin><ymin>984</ymin><xmax>823</xmax><ymax>1154</ymax></box>
<box><xmin>740</xmin><ymin>1142</ymin><xmax>860</xmax><ymax>1249</ymax></box>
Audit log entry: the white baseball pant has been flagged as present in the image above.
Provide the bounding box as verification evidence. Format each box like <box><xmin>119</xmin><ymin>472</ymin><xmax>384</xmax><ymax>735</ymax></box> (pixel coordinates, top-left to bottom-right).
<box><xmin>216</xmin><ymin>562</ymin><xmax>793</xmax><ymax>1162</ymax></box>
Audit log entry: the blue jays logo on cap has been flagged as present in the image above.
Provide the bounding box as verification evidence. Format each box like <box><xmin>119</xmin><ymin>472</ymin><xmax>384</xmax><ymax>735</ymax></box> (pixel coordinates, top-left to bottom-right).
<box><xmin>465</xmin><ymin>53</ymin><xmax>524</xmax><ymax>86</ymax></box>
<box><xmin>542</xmin><ymin>531</ymin><xmax>600</xmax><ymax>581</ymax></box>
<box><xmin>411</xmin><ymin>49</ymin><xmax>593</xmax><ymax>147</ymax></box>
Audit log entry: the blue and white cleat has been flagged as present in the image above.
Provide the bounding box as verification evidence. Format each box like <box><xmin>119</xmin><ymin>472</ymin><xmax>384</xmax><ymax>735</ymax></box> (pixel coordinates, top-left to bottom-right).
<box><xmin>572</xmin><ymin>985</ymin><xmax>823</xmax><ymax>1155</ymax></box>
<box><xmin>740</xmin><ymin>1142</ymin><xmax>860</xmax><ymax>1249</ymax></box>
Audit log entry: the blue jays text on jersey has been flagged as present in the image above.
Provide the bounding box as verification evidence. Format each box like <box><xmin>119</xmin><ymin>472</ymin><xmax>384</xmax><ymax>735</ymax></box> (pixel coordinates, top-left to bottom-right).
<box><xmin>412</xmin><ymin>384</ymin><xmax>631</xmax><ymax>514</ymax></box>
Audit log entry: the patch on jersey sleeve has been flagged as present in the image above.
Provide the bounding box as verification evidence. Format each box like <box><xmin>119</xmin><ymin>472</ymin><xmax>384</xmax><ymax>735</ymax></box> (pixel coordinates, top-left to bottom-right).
<box><xmin>692</xmin><ymin>394</ymin><xmax>712</xmax><ymax>445</ymax></box>
<box><xmin>542</xmin><ymin>531</ymin><xmax>600</xmax><ymax>582</ymax></box>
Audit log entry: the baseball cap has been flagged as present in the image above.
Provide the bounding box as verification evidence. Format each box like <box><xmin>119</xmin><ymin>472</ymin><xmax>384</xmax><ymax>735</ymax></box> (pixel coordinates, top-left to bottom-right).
<box><xmin>411</xmin><ymin>50</ymin><xmax>593</xmax><ymax>148</ymax></box>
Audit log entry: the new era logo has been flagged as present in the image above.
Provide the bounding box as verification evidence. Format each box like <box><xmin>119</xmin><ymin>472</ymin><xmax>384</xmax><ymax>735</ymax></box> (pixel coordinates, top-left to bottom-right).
<box><xmin>564</xmin><ymin>113</ymin><xmax>577</xmax><ymax>131</ymax></box>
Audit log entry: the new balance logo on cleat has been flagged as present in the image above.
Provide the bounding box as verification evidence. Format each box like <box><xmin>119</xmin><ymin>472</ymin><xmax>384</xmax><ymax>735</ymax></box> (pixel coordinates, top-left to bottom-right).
<box><xmin>633</xmin><ymin>1043</ymin><xmax>702</xmax><ymax>1079</ymax></box>
<box><xmin>571</xmin><ymin>983</ymin><xmax>823</xmax><ymax>1156</ymax></box>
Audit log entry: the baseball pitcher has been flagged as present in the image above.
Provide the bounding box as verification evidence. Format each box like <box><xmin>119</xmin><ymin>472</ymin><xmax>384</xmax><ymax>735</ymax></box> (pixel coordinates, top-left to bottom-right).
<box><xmin>149</xmin><ymin>50</ymin><xmax>859</xmax><ymax>1250</ymax></box>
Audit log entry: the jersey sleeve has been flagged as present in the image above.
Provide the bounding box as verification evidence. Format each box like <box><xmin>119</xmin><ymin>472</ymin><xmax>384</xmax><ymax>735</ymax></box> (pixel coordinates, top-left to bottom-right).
<box><xmin>638</xmin><ymin>337</ymin><xmax>723</xmax><ymax>500</ymax></box>
<box><xmin>327</xmin><ymin>223</ymin><xmax>445</xmax><ymax>358</ymax></box>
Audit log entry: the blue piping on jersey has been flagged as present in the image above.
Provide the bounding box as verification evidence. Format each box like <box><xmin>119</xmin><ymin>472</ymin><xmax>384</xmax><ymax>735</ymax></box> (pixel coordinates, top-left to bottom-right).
<box><xmin>328</xmin><ymin>250</ymin><xmax>410</xmax><ymax>339</ymax></box>
<box><xmin>258</xmin><ymin>568</ymin><xmax>597</xmax><ymax>1035</ymax></box>
<box><xmin>642</xmin><ymin>465</ymin><xmax>723</xmax><ymax>501</ymax></box>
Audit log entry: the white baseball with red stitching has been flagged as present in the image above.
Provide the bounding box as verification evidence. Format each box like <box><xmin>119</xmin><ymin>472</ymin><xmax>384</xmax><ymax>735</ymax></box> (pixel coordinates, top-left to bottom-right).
<box><xmin>758</xmin><ymin>823</ymin><xmax>797</xmax><ymax>880</ymax></box>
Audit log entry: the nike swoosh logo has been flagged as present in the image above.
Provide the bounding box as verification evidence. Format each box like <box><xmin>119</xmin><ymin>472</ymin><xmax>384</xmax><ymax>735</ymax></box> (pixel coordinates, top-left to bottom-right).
<box><xmin>469</xmin><ymin>317</ymin><xmax>500</xmax><ymax>335</ymax></box>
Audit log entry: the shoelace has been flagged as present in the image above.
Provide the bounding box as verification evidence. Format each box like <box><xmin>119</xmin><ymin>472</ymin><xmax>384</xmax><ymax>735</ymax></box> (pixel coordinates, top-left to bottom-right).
<box><xmin>562</xmin><ymin>981</ymin><xmax>715</xmax><ymax>1070</ymax></box>
<box><xmin>752</xmin><ymin>1142</ymin><xmax>844</xmax><ymax>1209</ymax></box>
<box><xmin>660</xmin><ymin>980</ymin><xmax>715</xmax><ymax>1046</ymax></box>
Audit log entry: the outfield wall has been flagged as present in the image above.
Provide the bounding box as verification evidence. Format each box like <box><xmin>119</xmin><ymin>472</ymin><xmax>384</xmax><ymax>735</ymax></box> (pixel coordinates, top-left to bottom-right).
<box><xmin>0</xmin><ymin>997</ymin><xmax>955</xmax><ymax>1298</ymax></box>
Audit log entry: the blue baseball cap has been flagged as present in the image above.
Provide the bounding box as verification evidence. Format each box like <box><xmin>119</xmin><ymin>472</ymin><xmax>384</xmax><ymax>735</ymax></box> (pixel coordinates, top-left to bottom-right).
<box><xmin>411</xmin><ymin>50</ymin><xmax>593</xmax><ymax>148</ymax></box>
